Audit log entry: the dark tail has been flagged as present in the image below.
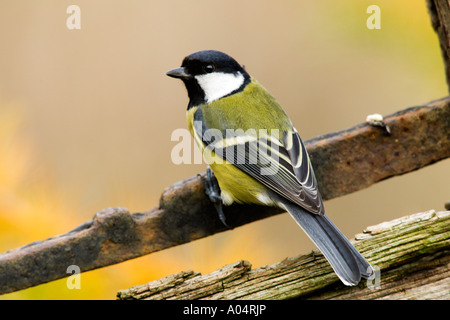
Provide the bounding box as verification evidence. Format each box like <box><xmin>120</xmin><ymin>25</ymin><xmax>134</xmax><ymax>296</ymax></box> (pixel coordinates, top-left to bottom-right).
<box><xmin>283</xmin><ymin>201</ymin><xmax>373</xmax><ymax>286</ymax></box>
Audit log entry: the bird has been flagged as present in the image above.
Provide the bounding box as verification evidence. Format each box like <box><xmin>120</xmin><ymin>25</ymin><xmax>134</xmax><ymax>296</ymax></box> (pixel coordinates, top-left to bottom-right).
<box><xmin>166</xmin><ymin>50</ymin><xmax>373</xmax><ymax>286</ymax></box>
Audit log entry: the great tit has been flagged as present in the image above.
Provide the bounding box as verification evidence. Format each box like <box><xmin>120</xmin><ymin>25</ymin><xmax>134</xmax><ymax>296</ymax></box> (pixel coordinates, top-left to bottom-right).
<box><xmin>167</xmin><ymin>50</ymin><xmax>373</xmax><ymax>286</ymax></box>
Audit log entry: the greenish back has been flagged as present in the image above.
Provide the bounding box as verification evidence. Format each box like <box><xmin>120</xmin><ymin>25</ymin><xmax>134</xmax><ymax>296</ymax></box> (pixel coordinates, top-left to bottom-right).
<box><xmin>197</xmin><ymin>78</ymin><xmax>293</xmax><ymax>140</ymax></box>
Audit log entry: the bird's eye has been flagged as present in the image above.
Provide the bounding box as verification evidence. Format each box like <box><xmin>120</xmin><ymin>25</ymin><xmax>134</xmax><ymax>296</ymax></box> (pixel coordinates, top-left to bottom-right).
<box><xmin>203</xmin><ymin>65</ymin><xmax>215</xmax><ymax>73</ymax></box>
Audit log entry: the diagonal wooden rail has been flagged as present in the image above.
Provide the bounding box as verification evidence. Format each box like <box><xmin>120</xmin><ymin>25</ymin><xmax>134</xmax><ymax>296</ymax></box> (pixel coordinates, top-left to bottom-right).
<box><xmin>1</xmin><ymin>98</ymin><xmax>449</xmax><ymax>295</ymax></box>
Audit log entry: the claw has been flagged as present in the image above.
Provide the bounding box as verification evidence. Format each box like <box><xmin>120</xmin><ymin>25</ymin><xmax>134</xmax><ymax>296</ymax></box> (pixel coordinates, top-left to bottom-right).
<box><xmin>202</xmin><ymin>167</ymin><xmax>231</xmax><ymax>228</ymax></box>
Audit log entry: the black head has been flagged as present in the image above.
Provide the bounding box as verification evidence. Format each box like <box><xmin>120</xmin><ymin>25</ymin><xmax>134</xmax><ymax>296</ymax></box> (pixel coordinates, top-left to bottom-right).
<box><xmin>167</xmin><ymin>50</ymin><xmax>250</xmax><ymax>107</ymax></box>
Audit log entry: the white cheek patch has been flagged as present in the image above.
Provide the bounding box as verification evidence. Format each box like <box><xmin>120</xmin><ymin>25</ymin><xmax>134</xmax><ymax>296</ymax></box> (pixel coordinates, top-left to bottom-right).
<box><xmin>195</xmin><ymin>71</ymin><xmax>245</xmax><ymax>103</ymax></box>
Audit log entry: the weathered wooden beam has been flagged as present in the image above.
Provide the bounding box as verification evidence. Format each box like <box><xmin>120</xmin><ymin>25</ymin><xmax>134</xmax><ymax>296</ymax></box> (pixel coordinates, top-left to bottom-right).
<box><xmin>117</xmin><ymin>210</ymin><xmax>450</xmax><ymax>300</ymax></box>
<box><xmin>0</xmin><ymin>98</ymin><xmax>449</xmax><ymax>295</ymax></box>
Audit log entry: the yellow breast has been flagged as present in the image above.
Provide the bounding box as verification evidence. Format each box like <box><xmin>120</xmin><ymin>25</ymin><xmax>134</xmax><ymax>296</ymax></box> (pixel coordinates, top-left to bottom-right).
<box><xmin>186</xmin><ymin>106</ymin><xmax>274</xmax><ymax>206</ymax></box>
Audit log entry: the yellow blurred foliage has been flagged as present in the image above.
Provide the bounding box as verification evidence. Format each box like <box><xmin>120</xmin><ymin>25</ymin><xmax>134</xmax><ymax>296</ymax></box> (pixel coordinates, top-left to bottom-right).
<box><xmin>0</xmin><ymin>102</ymin><xmax>166</xmax><ymax>299</ymax></box>
<box><xmin>0</xmin><ymin>102</ymin><xmax>270</xmax><ymax>299</ymax></box>
<box><xmin>0</xmin><ymin>104</ymin><xmax>72</xmax><ymax>244</ymax></box>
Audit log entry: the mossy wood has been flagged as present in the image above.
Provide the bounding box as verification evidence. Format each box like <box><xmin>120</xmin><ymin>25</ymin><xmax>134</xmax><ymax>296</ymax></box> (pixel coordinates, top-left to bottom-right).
<box><xmin>117</xmin><ymin>210</ymin><xmax>450</xmax><ymax>300</ymax></box>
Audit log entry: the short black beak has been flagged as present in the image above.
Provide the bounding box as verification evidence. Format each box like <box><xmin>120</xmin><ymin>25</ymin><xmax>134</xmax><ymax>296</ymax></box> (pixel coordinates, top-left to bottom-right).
<box><xmin>166</xmin><ymin>67</ymin><xmax>191</xmax><ymax>79</ymax></box>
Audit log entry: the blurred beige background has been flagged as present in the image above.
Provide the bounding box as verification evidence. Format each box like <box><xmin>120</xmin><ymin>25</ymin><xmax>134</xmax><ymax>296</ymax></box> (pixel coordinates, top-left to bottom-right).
<box><xmin>0</xmin><ymin>0</ymin><xmax>449</xmax><ymax>299</ymax></box>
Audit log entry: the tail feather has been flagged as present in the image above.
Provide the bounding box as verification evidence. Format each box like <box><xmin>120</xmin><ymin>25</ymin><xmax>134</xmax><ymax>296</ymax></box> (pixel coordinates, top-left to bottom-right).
<box><xmin>283</xmin><ymin>201</ymin><xmax>373</xmax><ymax>286</ymax></box>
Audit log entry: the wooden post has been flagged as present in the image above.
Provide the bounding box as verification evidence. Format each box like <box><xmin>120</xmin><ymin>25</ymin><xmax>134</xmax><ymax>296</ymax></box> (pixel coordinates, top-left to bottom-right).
<box><xmin>428</xmin><ymin>0</ymin><xmax>450</xmax><ymax>91</ymax></box>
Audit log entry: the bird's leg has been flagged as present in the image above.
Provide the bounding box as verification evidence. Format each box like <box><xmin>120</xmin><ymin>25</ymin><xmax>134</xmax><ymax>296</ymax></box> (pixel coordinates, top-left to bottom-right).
<box><xmin>202</xmin><ymin>166</ymin><xmax>230</xmax><ymax>228</ymax></box>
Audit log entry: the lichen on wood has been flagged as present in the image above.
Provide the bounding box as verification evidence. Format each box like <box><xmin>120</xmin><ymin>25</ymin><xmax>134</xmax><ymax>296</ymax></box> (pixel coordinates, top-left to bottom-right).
<box><xmin>117</xmin><ymin>210</ymin><xmax>450</xmax><ymax>300</ymax></box>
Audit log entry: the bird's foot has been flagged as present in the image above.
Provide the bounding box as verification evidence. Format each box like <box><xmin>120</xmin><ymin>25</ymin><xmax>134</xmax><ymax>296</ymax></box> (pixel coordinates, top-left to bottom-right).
<box><xmin>202</xmin><ymin>167</ymin><xmax>230</xmax><ymax>228</ymax></box>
